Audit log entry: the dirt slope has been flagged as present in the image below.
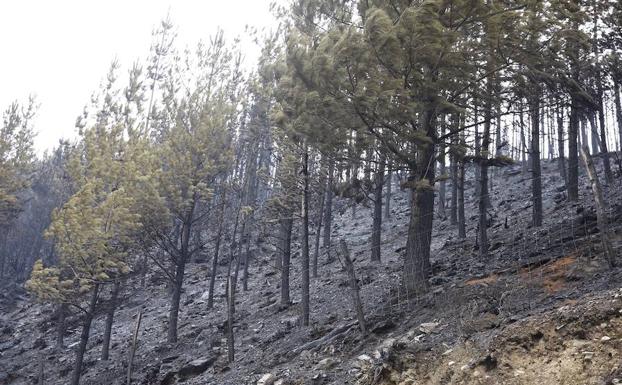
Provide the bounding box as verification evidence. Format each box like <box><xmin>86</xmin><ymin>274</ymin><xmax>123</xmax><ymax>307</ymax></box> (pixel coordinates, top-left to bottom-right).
<box><xmin>1</xmin><ymin>159</ymin><xmax>622</xmax><ymax>385</ymax></box>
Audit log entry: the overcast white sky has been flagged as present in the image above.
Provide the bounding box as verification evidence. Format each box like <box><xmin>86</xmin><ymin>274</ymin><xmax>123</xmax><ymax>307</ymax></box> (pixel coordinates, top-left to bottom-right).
<box><xmin>0</xmin><ymin>0</ymin><xmax>280</xmax><ymax>154</ymax></box>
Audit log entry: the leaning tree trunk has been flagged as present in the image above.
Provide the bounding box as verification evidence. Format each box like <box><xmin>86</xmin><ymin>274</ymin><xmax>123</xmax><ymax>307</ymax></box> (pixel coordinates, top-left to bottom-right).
<box><xmin>70</xmin><ymin>284</ymin><xmax>100</xmax><ymax>385</ymax></box>
<box><xmin>371</xmin><ymin>153</ymin><xmax>385</xmax><ymax>263</ymax></box>
<box><xmin>101</xmin><ymin>281</ymin><xmax>121</xmax><ymax>360</ymax></box>
<box><xmin>580</xmin><ymin>146</ymin><xmax>615</xmax><ymax>268</ymax></box>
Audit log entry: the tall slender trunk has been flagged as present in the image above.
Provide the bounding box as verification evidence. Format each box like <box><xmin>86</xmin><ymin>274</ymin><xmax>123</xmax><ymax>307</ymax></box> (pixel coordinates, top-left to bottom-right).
<box><xmin>323</xmin><ymin>159</ymin><xmax>335</xmax><ymax>262</ymax></box>
<box><xmin>589</xmin><ymin>113</ymin><xmax>600</xmax><ymax>155</ymax></box>
<box><xmin>101</xmin><ymin>281</ymin><xmax>121</xmax><ymax>360</ymax></box>
<box><xmin>438</xmin><ymin>120</ymin><xmax>447</xmax><ymax>218</ymax></box>
<box><xmin>70</xmin><ymin>284</ymin><xmax>99</xmax><ymax>385</ymax></box>
<box><xmin>450</xmin><ymin>113</ymin><xmax>459</xmax><ymax>225</ymax></box>
<box><xmin>207</xmin><ymin>189</ymin><xmax>227</xmax><ymax>310</ymax></box>
<box><xmin>530</xmin><ymin>94</ymin><xmax>543</xmax><ymax>227</ymax></box>
<box><xmin>474</xmin><ymin>94</ymin><xmax>482</xmax><ymax>198</ymax></box>
<box><xmin>301</xmin><ymin>145</ymin><xmax>310</xmax><ymax>327</ymax></box>
<box><xmin>313</xmin><ymin>162</ymin><xmax>327</xmax><ymax>278</ymax></box>
<box><xmin>457</xmin><ymin>158</ymin><xmax>466</xmax><ymax>239</ymax></box>
<box><xmin>280</xmin><ymin>216</ymin><xmax>293</xmax><ymax>306</ymax></box>
<box><xmin>226</xmin><ymin>276</ymin><xmax>235</xmax><ymax>363</ymax></box>
<box><xmin>520</xmin><ymin>102</ymin><xmax>528</xmax><ymax>174</ymax></box>
<box><xmin>371</xmin><ymin>153</ymin><xmax>385</xmax><ymax>263</ymax></box>
<box><xmin>580</xmin><ymin>116</ymin><xmax>589</xmax><ymax>151</ymax></box>
<box><xmin>0</xmin><ymin>233</ymin><xmax>6</xmax><ymax>279</ymax></box>
<box><xmin>597</xmin><ymin>107</ymin><xmax>613</xmax><ymax>183</ymax></box>
<box><xmin>568</xmin><ymin>98</ymin><xmax>580</xmax><ymax>201</ymax></box>
<box><xmin>557</xmin><ymin>104</ymin><xmax>567</xmax><ymax>186</ymax></box>
<box><xmin>548</xmin><ymin>106</ymin><xmax>555</xmax><ymax>160</ymax></box>
<box><xmin>614</xmin><ymin>77</ymin><xmax>622</xmax><ymax>154</ymax></box>
<box><xmin>479</xmin><ymin>70</ymin><xmax>493</xmax><ymax>258</ymax></box>
<box><xmin>384</xmin><ymin>161</ymin><xmax>392</xmax><ymax>221</ymax></box>
<box><xmin>592</xmin><ymin>4</ymin><xmax>613</xmax><ymax>183</ymax></box>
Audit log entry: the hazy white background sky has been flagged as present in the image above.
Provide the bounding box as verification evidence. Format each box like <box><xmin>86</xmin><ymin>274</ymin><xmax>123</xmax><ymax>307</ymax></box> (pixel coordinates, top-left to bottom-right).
<box><xmin>0</xmin><ymin>0</ymin><xmax>279</xmax><ymax>154</ymax></box>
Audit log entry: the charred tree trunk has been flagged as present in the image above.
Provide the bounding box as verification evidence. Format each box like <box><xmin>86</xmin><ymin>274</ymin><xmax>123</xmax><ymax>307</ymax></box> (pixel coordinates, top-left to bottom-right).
<box><xmin>313</xmin><ymin>162</ymin><xmax>327</xmax><ymax>278</ymax></box>
<box><xmin>580</xmin><ymin>146</ymin><xmax>615</xmax><ymax>267</ymax></box>
<box><xmin>530</xmin><ymin>95</ymin><xmax>543</xmax><ymax>227</ymax></box>
<box><xmin>589</xmin><ymin>113</ymin><xmax>600</xmax><ymax>156</ymax></box>
<box><xmin>168</xmin><ymin>206</ymin><xmax>194</xmax><ymax>343</ymax></box>
<box><xmin>207</xmin><ymin>190</ymin><xmax>227</xmax><ymax>310</ymax></box>
<box><xmin>70</xmin><ymin>284</ymin><xmax>99</xmax><ymax>385</ymax></box>
<box><xmin>323</xmin><ymin>158</ymin><xmax>335</xmax><ymax>262</ymax></box>
<box><xmin>403</xmin><ymin>107</ymin><xmax>436</xmax><ymax>294</ymax></box>
<box><xmin>280</xmin><ymin>216</ymin><xmax>293</xmax><ymax>307</ymax></box>
<box><xmin>450</xmin><ymin>114</ymin><xmax>459</xmax><ymax>225</ymax></box>
<box><xmin>56</xmin><ymin>303</ymin><xmax>67</xmax><ymax>349</ymax></box>
<box><xmin>438</xmin><ymin>120</ymin><xmax>447</xmax><ymax>219</ymax></box>
<box><xmin>126</xmin><ymin>309</ymin><xmax>142</xmax><ymax>385</ymax></box>
<box><xmin>338</xmin><ymin>240</ymin><xmax>366</xmax><ymax>334</ymax></box>
<box><xmin>101</xmin><ymin>281</ymin><xmax>121</xmax><ymax>360</ymax></box>
<box><xmin>226</xmin><ymin>276</ymin><xmax>235</xmax><ymax>362</ymax></box>
<box><xmin>371</xmin><ymin>154</ymin><xmax>385</xmax><ymax>263</ymax></box>
<box><xmin>301</xmin><ymin>145</ymin><xmax>310</xmax><ymax>327</ymax></box>
<box><xmin>520</xmin><ymin>102</ymin><xmax>528</xmax><ymax>174</ymax></box>
<box><xmin>592</xmin><ymin>8</ymin><xmax>613</xmax><ymax>183</ymax></box>
<box><xmin>479</xmin><ymin>73</ymin><xmax>493</xmax><ymax>258</ymax></box>
<box><xmin>457</xmin><ymin>157</ymin><xmax>466</xmax><ymax>239</ymax></box>
<box><xmin>568</xmin><ymin>98</ymin><xmax>580</xmax><ymax>201</ymax></box>
<box><xmin>557</xmin><ymin>104</ymin><xmax>568</xmax><ymax>186</ymax></box>
<box><xmin>614</xmin><ymin>77</ymin><xmax>622</xmax><ymax>154</ymax></box>
<box><xmin>384</xmin><ymin>161</ymin><xmax>392</xmax><ymax>221</ymax></box>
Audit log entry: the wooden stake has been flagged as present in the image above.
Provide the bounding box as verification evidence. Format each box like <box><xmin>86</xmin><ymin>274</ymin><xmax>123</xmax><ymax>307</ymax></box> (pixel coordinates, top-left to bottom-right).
<box><xmin>126</xmin><ymin>309</ymin><xmax>143</xmax><ymax>385</ymax></box>
<box><xmin>338</xmin><ymin>239</ymin><xmax>367</xmax><ymax>335</ymax></box>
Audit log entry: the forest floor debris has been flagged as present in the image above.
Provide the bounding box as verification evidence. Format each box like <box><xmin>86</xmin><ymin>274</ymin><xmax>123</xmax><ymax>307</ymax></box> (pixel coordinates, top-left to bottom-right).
<box><xmin>1</xmin><ymin>160</ymin><xmax>622</xmax><ymax>385</ymax></box>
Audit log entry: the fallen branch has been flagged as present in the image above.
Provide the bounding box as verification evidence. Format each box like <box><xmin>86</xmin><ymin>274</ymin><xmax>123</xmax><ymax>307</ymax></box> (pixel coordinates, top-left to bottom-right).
<box><xmin>291</xmin><ymin>321</ymin><xmax>357</xmax><ymax>355</ymax></box>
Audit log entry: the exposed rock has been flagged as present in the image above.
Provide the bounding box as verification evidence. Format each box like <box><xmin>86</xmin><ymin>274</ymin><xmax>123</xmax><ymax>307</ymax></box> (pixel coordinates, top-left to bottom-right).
<box><xmin>257</xmin><ymin>373</ymin><xmax>276</xmax><ymax>385</ymax></box>
<box><xmin>316</xmin><ymin>357</ymin><xmax>337</xmax><ymax>370</ymax></box>
<box><xmin>419</xmin><ymin>322</ymin><xmax>441</xmax><ymax>334</ymax></box>
<box><xmin>178</xmin><ymin>356</ymin><xmax>217</xmax><ymax>378</ymax></box>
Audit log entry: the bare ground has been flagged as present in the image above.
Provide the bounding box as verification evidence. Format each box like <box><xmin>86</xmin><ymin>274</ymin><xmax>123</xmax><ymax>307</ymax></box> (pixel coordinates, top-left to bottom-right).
<box><xmin>1</xmin><ymin>158</ymin><xmax>622</xmax><ymax>385</ymax></box>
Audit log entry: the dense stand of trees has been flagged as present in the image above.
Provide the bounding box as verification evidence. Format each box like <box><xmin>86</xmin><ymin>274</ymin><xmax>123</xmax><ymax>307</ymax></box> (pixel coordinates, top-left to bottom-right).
<box><xmin>0</xmin><ymin>1</ymin><xmax>617</xmax><ymax>384</ymax></box>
